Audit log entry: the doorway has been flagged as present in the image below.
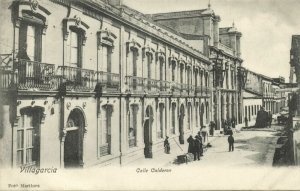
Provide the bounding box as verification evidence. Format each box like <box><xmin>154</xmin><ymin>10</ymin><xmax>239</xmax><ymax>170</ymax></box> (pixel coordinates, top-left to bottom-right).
<box><xmin>64</xmin><ymin>109</ymin><xmax>84</xmax><ymax>168</ymax></box>
<box><xmin>179</xmin><ymin>104</ymin><xmax>185</xmax><ymax>144</ymax></box>
<box><xmin>144</xmin><ymin>106</ymin><xmax>153</xmax><ymax>158</ymax></box>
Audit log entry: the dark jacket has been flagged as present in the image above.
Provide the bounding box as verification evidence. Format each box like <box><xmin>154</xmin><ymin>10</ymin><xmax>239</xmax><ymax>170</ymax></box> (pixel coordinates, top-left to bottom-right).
<box><xmin>194</xmin><ymin>137</ymin><xmax>201</xmax><ymax>152</ymax></box>
<box><xmin>187</xmin><ymin>136</ymin><xmax>194</xmax><ymax>153</ymax></box>
<box><xmin>228</xmin><ymin>135</ymin><xmax>234</xmax><ymax>144</ymax></box>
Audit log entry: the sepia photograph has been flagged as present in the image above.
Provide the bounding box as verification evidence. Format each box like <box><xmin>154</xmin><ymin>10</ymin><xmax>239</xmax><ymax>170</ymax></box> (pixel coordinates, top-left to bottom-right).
<box><xmin>0</xmin><ymin>0</ymin><xmax>300</xmax><ymax>190</ymax></box>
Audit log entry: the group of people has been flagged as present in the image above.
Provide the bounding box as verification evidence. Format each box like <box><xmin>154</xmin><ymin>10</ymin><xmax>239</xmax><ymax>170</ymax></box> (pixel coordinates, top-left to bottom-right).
<box><xmin>221</xmin><ymin>118</ymin><xmax>236</xmax><ymax>135</ymax></box>
<box><xmin>164</xmin><ymin>121</ymin><xmax>235</xmax><ymax>159</ymax></box>
<box><xmin>187</xmin><ymin>132</ymin><xmax>204</xmax><ymax>161</ymax></box>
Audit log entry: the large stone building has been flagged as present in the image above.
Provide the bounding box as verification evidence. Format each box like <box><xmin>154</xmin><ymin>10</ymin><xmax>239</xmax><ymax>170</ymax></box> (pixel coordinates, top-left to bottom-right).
<box><xmin>290</xmin><ymin>35</ymin><xmax>300</xmax><ymax>165</ymax></box>
<box><xmin>0</xmin><ymin>0</ymin><xmax>249</xmax><ymax>168</ymax></box>
<box><xmin>149</xmin><ymin>5</ymin><xmax>244</xmax><ymax>132</ymax></box>
<box><xmin>243</xmin><ymin>70</ymin><xmax>286</xmax><ymax>127</ymax></box>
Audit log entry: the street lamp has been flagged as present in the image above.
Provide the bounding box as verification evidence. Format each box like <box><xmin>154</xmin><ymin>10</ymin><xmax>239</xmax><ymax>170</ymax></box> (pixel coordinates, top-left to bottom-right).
<box><xmin>211</xmin><ymin>58</ymin><xmax>228</xmax><ymax>87</ymax></box>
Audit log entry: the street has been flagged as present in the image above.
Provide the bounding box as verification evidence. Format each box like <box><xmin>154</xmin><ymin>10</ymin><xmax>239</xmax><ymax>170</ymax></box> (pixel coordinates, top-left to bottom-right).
<box><xmin>129</xmin><ymin>126</ymin><xmax>282</xmax><ymax>167</ymax></box>
<box><xmin>187</xmin><ymin>128</ymin><xmax>279</xmax><ymax>167</ymax></box>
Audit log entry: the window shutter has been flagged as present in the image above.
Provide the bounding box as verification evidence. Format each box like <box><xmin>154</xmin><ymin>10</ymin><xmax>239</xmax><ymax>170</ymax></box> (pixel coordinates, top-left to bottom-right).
<box><xmin>35</xmin><ymin>27</ymin><xmax>42</xmax><ymax>62</ymax></box>
<box><xmin>18</xmin><ymin>24</ymin><xmax>28</xmax><ymax>60</ymax></box>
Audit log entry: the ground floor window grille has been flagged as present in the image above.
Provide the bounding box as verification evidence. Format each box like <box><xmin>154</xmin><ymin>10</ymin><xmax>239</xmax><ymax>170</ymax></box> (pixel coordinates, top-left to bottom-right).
<box><xmin>99</xmin><ymin>105</ymin><xmax>112</xmax><ymax>157</ymax></box>
<box><xmin>17</xmin><ymin>108</ymin><xmax>42</xmax><ymax>167</ymax></box>
<box><xmin>129</xmin><ymin>104</ymin><xmax>138</xmax><ymax>148</ymax></box>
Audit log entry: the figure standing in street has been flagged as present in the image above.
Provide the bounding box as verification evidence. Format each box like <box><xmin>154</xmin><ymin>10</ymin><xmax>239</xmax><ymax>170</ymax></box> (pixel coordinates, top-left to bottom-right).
<box><xmin>187</xmin><ymin>135</ymin><xmax>194</xmax><ymax>154</ymax></box>
<box><xmin>201</xmin><ymin>126</ymin><xmax>208</xmax><ymax>143</ymax></box>
<box><xmin>228</xmin><ymin>134</ymin><xmax>235</xmax><ymax>152</ymax></box>
<box><xmin>164</xmin><ymin>136</ymin><xmax>170</xmax><ymax>154</ymax></box>
<box><xmin>193</xmin><ymin>135</ymin><xmax>201</xmax><ymax>161</ymax></box>
<box><xmin>197</xmin><ymin>131</ymin><xmax>204</xmax><ymax>156</ymax></box>
<box><xmin>209</xmin><ymin>121</ymin><xmax>215</xmax><ymax>136</ymax></box>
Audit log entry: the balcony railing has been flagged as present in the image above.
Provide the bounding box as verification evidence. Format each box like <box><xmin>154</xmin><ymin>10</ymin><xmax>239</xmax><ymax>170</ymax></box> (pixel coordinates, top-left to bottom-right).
<box><xmin>0</xmin><ymin>69</ymin><xmax>17</xmax><ymax>89</ymax></box>
<box><xmin>96</xmin><ymin>71</ymin><xmax>120</xmax><ymax>91</ymax></box>
<box><xmin>57</xmin><ymin>66</ymin><xmax>96</xmax><ymax>92</ymax></box>
<box><xmin>170</xmin><ymin>82</ymin><xmax>180</xmax><ymax>93</ymax></box>
<box><xmin>144</xmin><ymin>78</ymin><xmax>158</xmax><ymax>93</ymax></box>
<box><xmin>158</xmin><ymin>81</ymin><xmax>171</xmax><ymax>94</ymax></box>
<box><xmin>126</xmin><ymin>76</ymin><xmax>144</xmax><ymax>93</ymax></box>
<box><xmin>195</xmin><ymin>85</ymin><xmax>210</xmax><ymax>96</ymax></box>
<box><xmin>18</xmin><ymin>59</ymin><xmax>55</xmax><ymax>90</ymax></box>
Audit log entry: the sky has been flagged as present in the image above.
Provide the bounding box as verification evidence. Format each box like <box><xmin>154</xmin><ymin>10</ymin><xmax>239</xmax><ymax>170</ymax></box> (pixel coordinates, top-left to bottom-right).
<box><xmin>123</xmin><ymin>0</ymin><xmax>300</xmax><ymax>81</ymax></box>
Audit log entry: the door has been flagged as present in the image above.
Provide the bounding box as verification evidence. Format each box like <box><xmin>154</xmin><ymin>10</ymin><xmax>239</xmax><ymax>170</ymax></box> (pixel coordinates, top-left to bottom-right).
<box><xmin>179</xmin><ymin>104</ymin><xmax>185</xmax><ymax>144</ymax></box>
<box><xmin>64</xmin><ymin>129</ymin><xmax>80</xmax><ymax>168</ymax></box>
<box><xmin>144</xmin><ymin>106</ymin><xmax>153</xmax><ymax>158</ymax></box>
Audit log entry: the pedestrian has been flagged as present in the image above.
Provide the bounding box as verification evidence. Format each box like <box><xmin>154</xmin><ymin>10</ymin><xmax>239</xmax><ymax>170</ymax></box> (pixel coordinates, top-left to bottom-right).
<box><xmin>231</xmin><ymin>117</ymin><xmax>236</xmax><ymax>129</ymax></box>
<box><xmin>201</xmin><ymin>126</ymin><xmax>207</xmax><ymax>143</ymax></box>
<box><xmin>209</xmin><ymin>121</ymin><xmax>215</xmax><ymax>136</ymax></box>
<box><xmin>187</xmin><ymin>135</ymin><xmax>194</xmax><ymax>154</ymax></box>
<box><xmin>245</xmin><ymin>117</ymin><xmax>248</xmax><ymax>127</ymax></box>
<box><xmin>268</xmin><ymin>113</ymin><xmax>272</xmax><ymax>128</ymax></box>
<box><xmin>193</xmin><ymin>135</ymin><xmax>201</xmax><ymax>161</ymax></box>
<box><xmin>164</xmin><ymin>136</ymin><xmax>170</xmax><ymax>154</ymax></box>
<box><xmin>197</xmin><ymin>131</ymin><xmax>204</xmax><ymax>156</ymax></box>
<box><xmin>228</xmin><ymin>134</ymin><xmax>234</xmax><ymax>152</ymax></box>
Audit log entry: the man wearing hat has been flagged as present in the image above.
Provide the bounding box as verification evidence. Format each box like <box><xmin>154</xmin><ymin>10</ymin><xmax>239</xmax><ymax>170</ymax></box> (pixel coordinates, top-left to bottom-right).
<box><xmin>193</xmin><ymin>135</ymin><xmax>201</xmax><ymax>161</ymax></box>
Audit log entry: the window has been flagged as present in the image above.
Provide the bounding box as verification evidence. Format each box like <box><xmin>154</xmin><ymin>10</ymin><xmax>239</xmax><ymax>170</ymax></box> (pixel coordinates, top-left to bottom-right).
<box><xmin>66</xmin><ymin>29</ymin><xmax>83</xmax><ymax>68</ymax></box>
<box><xmin>132</xmin><ymin>49</ymin><xmax>138</xmax><ymax>90</ymax></box>
<box><xmin>99</xmin><ymin>105</ymin><xmax>112</xmax><ymax>156</ymax></box>
<box><xmin>129</xmin><ymin>105</ymin><xmax>138</xmax><ymax>148</ymax></box>
<box><xmin>172</xmin><ymin>62</ymin><xmax>176</xmax><ymax>82</ymax></box>
<box><xmin>19</xmin><ymin>23</ymin><xmax>42</xmax><ymax>62</ymax></box>
<box><xmin>171</xmin><ymin>103</ymin><xmax>176</xmax><ymax>134</ymax></box>
<box><xmin>17</xmin><ymin>108</ymin><xmax>41</xmax><ymax>167</ymax></box>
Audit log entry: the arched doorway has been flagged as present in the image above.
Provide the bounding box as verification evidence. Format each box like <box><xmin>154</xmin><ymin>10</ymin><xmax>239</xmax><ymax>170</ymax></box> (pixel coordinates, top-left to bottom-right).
<box><xmin>64</xmin><ymin>109</ymin><xmax>85</xmax><ymax>168</ymax></box>
<box><xmin>144</xmin><ymin>105</ymin><xmax>153</xmax><ymax>158</ymax></box>
<box><xmin>179</xmin><ymin>104</ymin><xmax>185</xmax><ymax>144</ymax></box>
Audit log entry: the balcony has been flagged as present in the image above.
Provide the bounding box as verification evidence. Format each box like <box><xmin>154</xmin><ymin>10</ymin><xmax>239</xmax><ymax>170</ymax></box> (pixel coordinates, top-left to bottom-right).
<box><xmin>158</xmin><ymin>81</ymin><xmax>171</xmax><ymax>95</ymax></box>
<box><xmin>96</xmin><ymin>71</ymin><xmax>120</xmax><ymax>92</ymax></box>
<box><xmin>126</xmin><ymin>76</ymin><xmax>145</xmax><ymax>94</ymax></box>
<box><xmin>144</xmin><ymin>78</ymin><xmax>158</xmax><ymax>94</ymax></box>
<box><xmin>0</xmin><ymin>68</ymin><xmax>17</xmax><ymax>90</ymax></box>
<box><xmin>188</xmin><ymin>84</ymin><xmax>195</xmax><ymax>95</ymax></box>
<box><xmin>17</xmin><ymin>60</ymin><xmax>56</xmax><ymax>90</ymax></box>
<box><xmin>195</xmin><ymin>85</ymin><xmax>210</xmax><ymax>97</ymax></box>
<box><xmin>170</xmin><ymin>82</ymin><xmax>181</xmax><ymax>94</ymax></box>
<box><xmin>180</xmin><ymin>83</ymin><xmax>188</xmax><ymax>95</ymax></box>
<box><xmin>57</xmin><ymin>66</ymin><xmax>96</xmax><ymax>92</ymax></box>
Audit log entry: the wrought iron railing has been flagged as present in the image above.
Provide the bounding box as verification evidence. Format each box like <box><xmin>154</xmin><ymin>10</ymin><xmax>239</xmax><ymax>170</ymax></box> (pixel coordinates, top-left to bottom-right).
<box><xmin>170</xmin><ymin>82</ymin><xmax>180</xmax><ymax>93</ymax></box>
<box><xmin>144</xmin><ymin>78</ymin><xmax>158</xmax><ymax>93</ymax></box>
<box><xmin>158</xmin><ymin>81</ymin><xmax>171</xmax><ymax>94</ymax></box>
<box><xmin>96</xmin><ymin>71</ymin><xmax>120</xmax><ymax>90</ymax></box>
<box><xmin>17</xmin><ymin>59</ymin><xmax>55</xmax><ymax>90</ymax></box>
<box><xmin>57</xmin><ymin>66</ymin><xmax>96</xmax><ymax>92</ymax></box>
<box><xmin>126</xmin><ymin>76</ymin><xmax>144</xmax><ymax>93</ymax></box>
<box><xmin>0</xmin><ymin>69</ymin><xmax>17</xmax><ymax>89</ymax></box>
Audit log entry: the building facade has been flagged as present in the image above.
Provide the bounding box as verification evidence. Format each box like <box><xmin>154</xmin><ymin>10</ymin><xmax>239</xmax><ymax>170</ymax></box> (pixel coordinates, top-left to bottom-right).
<box><xmin>0</xmin><ymin>0</ymin><xmax>217</xmax><ymax>168</ymax></box>
<box><xmin>149</xmin><ymin>5</ymin><xmax>244</xmax><ymax>132</ymax></box>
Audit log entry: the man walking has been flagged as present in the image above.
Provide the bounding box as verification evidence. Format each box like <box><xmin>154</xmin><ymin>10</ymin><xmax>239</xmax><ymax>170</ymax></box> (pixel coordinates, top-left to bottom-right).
<box><xmin>228</xmin><ymin>134</ymin><xmax>234</xmax><ymax>152</ymax></box>
<box><xmin>193</xmin><ymin>135</ymin><xmax>201</xmax><ymax>161</ymax></box>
